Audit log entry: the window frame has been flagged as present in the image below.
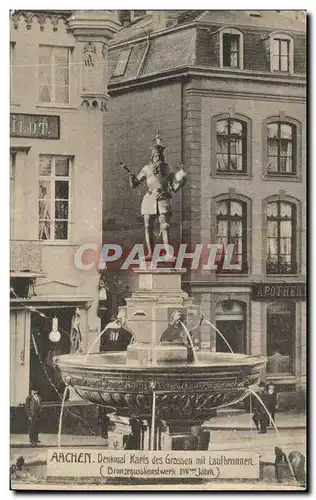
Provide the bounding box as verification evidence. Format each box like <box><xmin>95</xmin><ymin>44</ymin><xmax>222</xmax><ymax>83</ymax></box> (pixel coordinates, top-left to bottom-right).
<box><xmin>113</xmin><ymin>47</ymin><xmax>132</xmax><ymax>77</ymax></box>
<box><xmin>263</xmin><ymin>116</ymin><xmax>301</xmax><ymax>180</ymax></box>
<box><xmin>211</xmin><ymin>113</ymin><xmax>252</xmax><ymax>178</ymax></box>
<box><xmin>215</xmin><ymin>118</ymin><xmax>247</xmax><ymax>174</ymax></box>
<box><xmin>38</xmin><ymin>45</ymin><xmax>72</xmax><ymax>106</ymax></box>
<box><xmin>212</xmin><ymin>194</ymin><xmax>251</xmax><ymax>275</ymax></box>
<box><xmin>219</xmin><ymin>27</ymin><xmax>244</xmax><ymax>70</ymax></box>
<box><xmin>263</xmin><ymin>195</ymin><xmax>301</xmax><ymax>277</ymax></box>
<box><xmin>269</xmin><ymin>32</ymin><xmax>294</xmax><ymax>74</ymax></box>
<box><xmin>10</xmin><ymin>41</ymin><xmax>16</xmax><ymax>103</ymax></box>
<box><xmin>38</xmin><ymin>155</ymin><xmax>72</xmax><ymax>242</ymax></box>
<box><xmin>267</xmin><ymin>121</ymin><xmax>297</xmax><ymax>175</ymax></box>
<box><xmin>266</xmin><ymin>200</ymin><xmax>297</xmax><ymax>275</ymax></box>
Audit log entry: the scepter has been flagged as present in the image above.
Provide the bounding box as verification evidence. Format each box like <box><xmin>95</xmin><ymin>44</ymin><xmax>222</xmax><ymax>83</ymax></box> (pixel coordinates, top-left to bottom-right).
<box><xmin>120</xmin><ymin>162</ymin><xmax>140</xmax><ymax>186</ymax></box>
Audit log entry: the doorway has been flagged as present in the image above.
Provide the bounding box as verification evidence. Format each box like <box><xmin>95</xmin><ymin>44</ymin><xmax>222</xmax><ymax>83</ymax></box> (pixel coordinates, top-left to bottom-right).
<box><xmin>215</xmin><ymin>300</ymin><xmax>246</xmax><ymax>354</ymax></box>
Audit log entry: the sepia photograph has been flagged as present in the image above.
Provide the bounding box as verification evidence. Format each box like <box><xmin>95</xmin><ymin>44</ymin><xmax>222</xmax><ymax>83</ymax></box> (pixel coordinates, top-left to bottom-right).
<box><xmin>9</xmin><ymin>8</ymin><xmax>307</xmax><ymax>491</ymax></box>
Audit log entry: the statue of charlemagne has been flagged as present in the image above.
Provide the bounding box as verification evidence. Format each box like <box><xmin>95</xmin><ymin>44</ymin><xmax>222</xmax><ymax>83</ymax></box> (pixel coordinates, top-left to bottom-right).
<box><xmin>123</xmin><ymin>135</ymin><xmax>187</xmax><ymax>258</ymax></box>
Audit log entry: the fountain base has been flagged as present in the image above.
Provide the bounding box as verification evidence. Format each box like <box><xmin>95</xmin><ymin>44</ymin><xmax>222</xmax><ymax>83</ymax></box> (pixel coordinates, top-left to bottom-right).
<box><xmin>55</xmin><ymin>266</ymin><xmax>266</xmax><ymax>450</ymax></box>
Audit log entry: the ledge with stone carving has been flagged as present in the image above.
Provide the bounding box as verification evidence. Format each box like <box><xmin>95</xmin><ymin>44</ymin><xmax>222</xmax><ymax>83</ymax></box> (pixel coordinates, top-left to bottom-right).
<box><xmin>10</xmin><ymin>239</ymin><xmax>45</xmax><ymax>277</ymax></box>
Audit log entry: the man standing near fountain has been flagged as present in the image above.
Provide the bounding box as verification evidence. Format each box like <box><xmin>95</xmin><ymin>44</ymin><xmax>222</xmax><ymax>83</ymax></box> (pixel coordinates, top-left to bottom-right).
<box><xmin>25</xmin><ymin>389</ymin><xmax>42</xmax><ymax>445</ymax></box>
<box><xmin>127</xmin><ymin>135</ymin><xmax>187</xmax><ymax>258</ymax></box>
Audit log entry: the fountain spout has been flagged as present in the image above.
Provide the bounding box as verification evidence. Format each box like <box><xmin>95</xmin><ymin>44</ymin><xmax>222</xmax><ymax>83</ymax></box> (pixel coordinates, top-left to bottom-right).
<box><xmin>179</xmin><ymin>320</ymin><xmax>199</xmax><ymax>363</ymax></box>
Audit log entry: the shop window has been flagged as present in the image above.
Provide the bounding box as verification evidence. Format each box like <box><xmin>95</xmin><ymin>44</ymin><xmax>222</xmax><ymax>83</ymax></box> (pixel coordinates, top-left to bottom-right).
<box><xmin>267</xmin><ymin>122</ymin><xmax>297</xmax><ymax>174</ymax></box>
<box><xmin>220</xmin><ymin>28</ymin><xmax>244</xmax><ymax>69</ymax></box>
<box><xmin>38</xmin><ymin>155</ymin><xmax>71</xmax><ymax>241</ymax></box>
<box><xmin>216</xmin><ymin>300</ymin><xmax>246</xmax><ymax>353</ymax></box>
<box><xmin>216</xmin><ymin>118</ymin><xmax>247</xmax><ymax>173</ymax></box>
<box><xmin>38</xmin><ymin>46</ymin><xmax>71</xmax><ymax>105</ymax></box>
<box><xmin>216</xmin><ymin>199</ymin><xmax>247</xmax><ymax>273</ymax></box>
<box><xmin>266</xmin><ymin>301</ymin><xmax>295</xmax><ymax>374</ymax></box>
<box><xmin>270</xmin><ymin>34</ymin><xmax>294</xmax><ymax>73</ymax></box>
<box><xmin>266</xmin><ymin>201</ymin><xmax>297</xmax><ymax>274</ymax></box>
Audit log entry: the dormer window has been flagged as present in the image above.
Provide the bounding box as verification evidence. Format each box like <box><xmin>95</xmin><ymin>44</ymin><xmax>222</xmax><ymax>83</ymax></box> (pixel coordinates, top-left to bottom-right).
<box><xmin>269</xmin><ymin>33</ymin><xmax>294</xmax><ymax>73</ymax></box>
<box><xmin>223</xmin><ymin>34</ymin><xmax>239</xmax><ymax>67</ymax></box>
<box><xmin>220</xmin><ymin>28</ymin><xmax>244</xmax><ymax>70</ymax></box>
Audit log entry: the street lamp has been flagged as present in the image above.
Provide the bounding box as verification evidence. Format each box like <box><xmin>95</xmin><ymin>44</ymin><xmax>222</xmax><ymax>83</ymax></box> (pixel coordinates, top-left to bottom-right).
<box><xmin>49</xmin><ymin>317</ymin><xmax>61</xmax><ymax>343</ymax></box>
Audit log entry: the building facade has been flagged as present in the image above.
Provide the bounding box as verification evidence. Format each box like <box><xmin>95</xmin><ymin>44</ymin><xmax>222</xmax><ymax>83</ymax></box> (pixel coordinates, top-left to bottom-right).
<box><xmin>10</xmin><ymin>10</ymin><xmax>120</xmax><ymax>420</ymax></box>
<box><xmin>104</xmin><ymin>10</ymin><xmax>306</xmax><ymax>402</ymax></box>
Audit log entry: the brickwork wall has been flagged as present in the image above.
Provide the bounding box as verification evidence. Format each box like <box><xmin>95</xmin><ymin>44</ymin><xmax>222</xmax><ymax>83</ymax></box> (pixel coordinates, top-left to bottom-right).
<box><xmin>104</xmin><ymin>82</ymin><xmax>182</xmax><ymax>249</ymax></box>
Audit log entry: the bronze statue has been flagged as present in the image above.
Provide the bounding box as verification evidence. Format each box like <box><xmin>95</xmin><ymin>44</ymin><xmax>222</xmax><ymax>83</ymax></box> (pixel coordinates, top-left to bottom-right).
<box><xmin>122</xmin><ymin>135</ymin><xmax>187</xmax><ymax>258</ymax></box>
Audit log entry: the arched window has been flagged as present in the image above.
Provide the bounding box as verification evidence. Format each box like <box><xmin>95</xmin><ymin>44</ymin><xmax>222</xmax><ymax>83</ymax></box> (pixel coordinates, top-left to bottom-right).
<box><xmin>266</xmin><ymin>301</ymin><xmax>295</xmax><ymax>374</ymax></box>
<box><xmin>266</xmin><ymin>201</ymin><xmax>296</xmax><ymax>274</ymax></box>
<box><xmin>216</xmin><ymin>118</ymin><xmax>247</xmax><ymax>173</ymax></box>
<box><xmin>216</xmin><ymin>199</ymin><xmax>247</xmax><ymax>273</ymax></box>
<box><xmin>267</xmin><ymin>122</ymin><xmax>297</xmax><ymax>174</ymax></box>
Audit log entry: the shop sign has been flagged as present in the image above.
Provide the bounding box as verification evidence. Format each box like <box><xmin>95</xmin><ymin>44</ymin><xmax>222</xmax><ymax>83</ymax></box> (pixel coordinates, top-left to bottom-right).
<box><xmin>10</xmin><ymin>113</ymin><xmax>60</xmax><ymax>139</ymax></box>
<box><xmin>252</xmin><ymin>283</ymin><xmax>306</xmax><ymax>300</ymax></box>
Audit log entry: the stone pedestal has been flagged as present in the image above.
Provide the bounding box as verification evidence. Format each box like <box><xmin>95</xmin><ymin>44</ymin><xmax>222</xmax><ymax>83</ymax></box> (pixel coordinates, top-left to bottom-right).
<box><xmin>124</xmin><ymin>267</ymin><xmax>200</xmax><ymax>350</ymax></box>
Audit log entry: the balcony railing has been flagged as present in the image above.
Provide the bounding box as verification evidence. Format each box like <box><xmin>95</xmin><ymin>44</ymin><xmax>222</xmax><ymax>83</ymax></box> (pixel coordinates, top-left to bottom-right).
<box><xmin>266</xmin><ymin>260</ymin><xmax>297</xmax><ymax>275</ymax></box>
<box><xmin>10</xmin><ymin>240</ymin><xmax>43</xmax><ymax>274</ymax></box>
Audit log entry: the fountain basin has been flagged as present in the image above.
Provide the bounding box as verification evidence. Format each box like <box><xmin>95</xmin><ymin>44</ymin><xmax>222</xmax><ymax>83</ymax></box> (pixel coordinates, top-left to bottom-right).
<box><xmin>55</xmin><ymin>351</ymin><xmax>265</xmax><ymax>422</ymax></box>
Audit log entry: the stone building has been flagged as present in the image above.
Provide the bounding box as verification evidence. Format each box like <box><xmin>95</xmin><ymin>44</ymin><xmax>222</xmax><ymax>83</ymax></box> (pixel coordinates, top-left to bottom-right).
<box><xmin>103</xmin><ymin>10</ymin><xmax>306</xmax><ymax>403</ymax></box>
<box><xmin>10</xmin><ymin>10</ymin><xmax>120</xmax><ymax>426</ymax></box>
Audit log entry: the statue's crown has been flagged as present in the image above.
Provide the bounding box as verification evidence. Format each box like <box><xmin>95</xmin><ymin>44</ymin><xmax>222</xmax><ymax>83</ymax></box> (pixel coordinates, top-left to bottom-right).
<box><xmin>152</xmin><ymin>134</ymin><xmax>165</xmax><ymax>152</ymax></box>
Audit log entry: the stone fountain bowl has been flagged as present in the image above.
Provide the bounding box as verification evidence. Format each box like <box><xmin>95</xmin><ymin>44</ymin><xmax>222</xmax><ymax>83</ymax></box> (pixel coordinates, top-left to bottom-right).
<box><xmin>55</xmin><ymin>351</ymin><xmax>266</xmax><ymax>422</ymax></box>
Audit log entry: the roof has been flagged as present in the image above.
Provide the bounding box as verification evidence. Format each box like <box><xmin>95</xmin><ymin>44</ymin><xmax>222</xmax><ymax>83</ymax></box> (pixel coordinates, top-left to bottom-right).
<box><xmin>108</xmin><ymin>10</ymin><xmax>306</xmax><ymax>87</ymax></box>
<box><xmin>109</xmin><ymin>27</ymin><xmax>196</xmax><ymax>84</ymax></box>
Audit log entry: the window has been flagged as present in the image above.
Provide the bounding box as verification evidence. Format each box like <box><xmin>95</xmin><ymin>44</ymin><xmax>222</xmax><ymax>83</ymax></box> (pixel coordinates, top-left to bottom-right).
<box><xmin>266</xmin><ymin>301</ymin><xmax>295</xmax><ymax>374</ymax></box>
<box><xmin>10</xmin><ymin>42</ymin><xmax>15</xmax><ymax>101</ymax></box>
<box><xmin>113</xmin><ymin>47</ymin><xmax>132</xmax><ymax>77</ymax></box>
<box><xmin>38</xmin><ymin>155</ymin><xmax>71</xmax><ymax>240</ymax></box>
<box><xmin>223</xmin><ymin>34</ymin><xmax>239</xmax><ymax>67</ymax></box>
<box><xmin>38</xmin><ymin>46</ymin><xmax>70</xmax><ymax>104</ymax></box>
<box><xmin>10</xmin><ymin>153</ymin><xmax>16</xmax><ymax>235</ymax></box>
<box><xmin>216</xmin><ymin>119</ymin><xmax>247</xmax><ymax>173</ymax></box>
<box><xmin>220</xmin><ymin>28</ymin><xmax>243</xmax><ymax>69</ymax></box>
<box><xmin>267</xmin><ymin>122</ymin><xmax>296</xmax><ymax>174</ymax></box>
<box><xmin>266</xmin><ymin>201</ymin><xmax>296</xmax><ymax>274</ymax></box>
<box><xmin>269</xmin><ymin>34</ymin><xmax>294</xmax><ymax>73</ymax></box>
<box><xmin>216</xmin><ymin>300</ymin><xmax>246</xmax><ymax>353</ymax></box>
<box><xmin>216</xmin><ymin>199</ymin><xmax>247</xmax><ymax>273</ymax></box>
<box><xmin>10</xmin><ymin>152</ymin><xmax>16</xmax><ymax>180</ymax></box>
<box><xmin>272</xmin><ymin>38</ymin><xmax>289</xmax><ymax>72</ymax></box>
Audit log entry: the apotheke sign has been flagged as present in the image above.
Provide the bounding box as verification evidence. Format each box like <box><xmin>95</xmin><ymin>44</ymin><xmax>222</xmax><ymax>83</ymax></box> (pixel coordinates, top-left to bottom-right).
<box><xmin>252</xmin><ymin>283</ymin><xmax>306</xmax><ymax>300</ymax></box>
<box><xmin>10</xmin><ymin>113</ymin><xmax>60</xmax><ymax>139</ymax></box>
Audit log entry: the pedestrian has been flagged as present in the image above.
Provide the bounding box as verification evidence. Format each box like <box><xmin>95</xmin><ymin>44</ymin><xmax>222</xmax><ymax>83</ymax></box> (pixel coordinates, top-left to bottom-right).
<box><xmin>123</xmin><ymin>419</ymin><xmax>142</xmax><ymax>450</ymax></box>
<box><xmin>265</xmin><ymin>382</ymin><xmax>278</xmax><ymax>425</ymax></box>
<box><xmin>98</xmin><ymin>407</ymin><xmax>115</xmax><ymax>442</ymax></box>
<box><xmin>252</xmin><ymin>386</ymin><xmax>268</xmax><ymax>434</ymax></box>
<box><xmin>25</xmin><ymin>389</ymin><xmax>42</xmax><ymax>445</ymax></box>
